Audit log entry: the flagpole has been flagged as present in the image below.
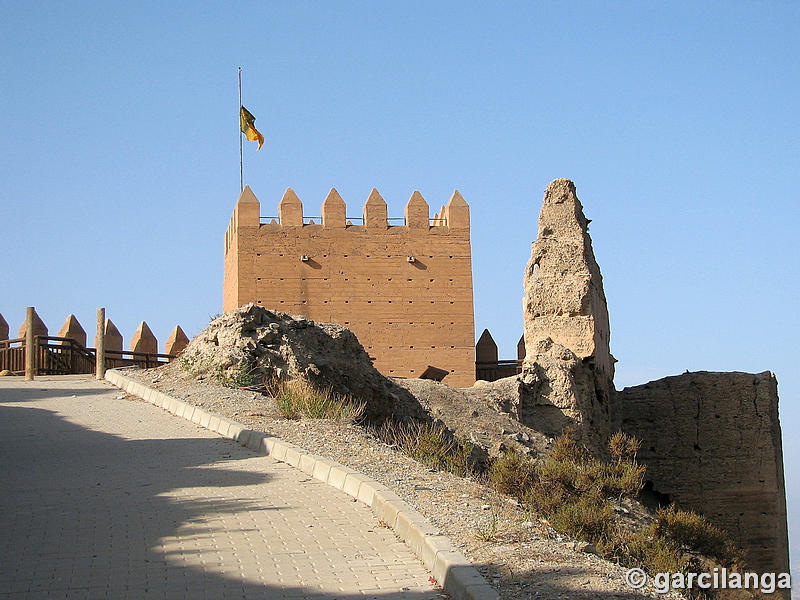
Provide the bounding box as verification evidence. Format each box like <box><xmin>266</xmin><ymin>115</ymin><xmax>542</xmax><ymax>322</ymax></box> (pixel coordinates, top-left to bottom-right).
<box><xmin>238</xmin><ymin>67</ymin><xmax>243</xmax><ymax>193</ymax></box>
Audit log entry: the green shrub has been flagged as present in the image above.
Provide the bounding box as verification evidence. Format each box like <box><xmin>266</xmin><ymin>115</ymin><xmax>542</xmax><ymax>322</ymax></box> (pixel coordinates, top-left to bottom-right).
<box><xmin>474</xmin><ymin>511</ymin><xmax>501</xmax><ymax>542</ymax></box>
<box><xmin>524</xmin><ymin>480</ymin><xmax>568</xmax><ymax>516</ymax></box>
<box><xmin>488</xmin><ymin>449</ymin><xmax>538</xmax><ymax>497</ymax></box>
<box><xmin>215</xmin><ymin>366</ymin><xmax>257</xmax><ymax>389</ymax></box>
<box><xmin>550</xmin><ymin>491</ymin><xmax>614</xmax><ymax>543</ymax></box>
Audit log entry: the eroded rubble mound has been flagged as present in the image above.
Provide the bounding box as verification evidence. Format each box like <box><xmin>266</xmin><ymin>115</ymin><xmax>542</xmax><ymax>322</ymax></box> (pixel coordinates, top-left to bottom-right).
<box><xmin>179</xmin><ymin>304</ymin><xmax>424</xmax><ymax>422</ymax></box>
<box><xmin>397</xmin><ymin>377</ymin><xmax>552</xmax><ymax>458</ymax></box>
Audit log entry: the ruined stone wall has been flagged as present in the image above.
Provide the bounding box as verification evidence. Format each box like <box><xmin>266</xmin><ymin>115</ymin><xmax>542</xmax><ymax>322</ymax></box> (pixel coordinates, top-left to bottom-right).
<box><xmin>520</xmin><ymin>180</ymin><xmax>615</xmax><ymax>451</ymax></box>
<box><xmin>616</xmin><ymin>371</ymin><xmax>789</xmax><ymax>574</ymax></box>
<box><xmin>223</xmin><ymin>186</ymin><xmax>476</xmax><ymax>387</ymax></box>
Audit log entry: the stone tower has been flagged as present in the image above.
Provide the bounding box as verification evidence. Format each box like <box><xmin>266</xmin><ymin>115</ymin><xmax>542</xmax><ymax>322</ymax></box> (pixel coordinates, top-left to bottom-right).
<box><xmin>223</xmin><ymin>186</ymin><xmax>476</xmax><ymax>387</ymax></box>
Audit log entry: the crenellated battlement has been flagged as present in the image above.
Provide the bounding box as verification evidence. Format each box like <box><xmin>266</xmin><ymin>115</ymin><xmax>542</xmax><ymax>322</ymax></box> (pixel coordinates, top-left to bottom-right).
<box><xmin>223</xmin><ymin>185</ymin><xmax>476</xmax><ymax>386</ymax></box>
<box><xmin>224</xmin><ymin>186</ymin><xmax>469</xmax><ymax>246</ymax></box>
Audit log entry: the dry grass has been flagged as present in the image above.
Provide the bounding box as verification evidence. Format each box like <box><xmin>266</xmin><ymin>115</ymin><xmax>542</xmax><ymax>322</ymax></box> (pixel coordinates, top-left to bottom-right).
<box><xmin>373</xmin><ymin>420</ymin><xmax>481</xmax><ymax>477</ymax></box>
<box><xmin>267</xmin><ymin>377</ymin><xmax>365</xmax><ymax>423</ymax></box>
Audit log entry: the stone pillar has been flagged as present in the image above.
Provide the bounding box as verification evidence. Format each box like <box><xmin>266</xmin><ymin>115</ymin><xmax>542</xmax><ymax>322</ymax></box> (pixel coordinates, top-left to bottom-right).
<box><xmin>363</xmin><ymin>189</ymin><xmax>388</xmax><ymax>228</ymax></box>
<box><xmin>57</xmin><ymin>314</ymin><xmax>87</xmax><ymax>347</ymax></box>
<box><xmin>18</xmin><ymin>308</ymin><xmax>48</xmax><ymax>338</ymax></box>
<box><xmin>24</xmin><ymin>307</ymin><xmax>35</xmax><ymax>381</ymax></box>
<box><xmin>97</xmin><ymin>319</ymin><xmax>123</xmax><ymax>353</ymax></box>
<box><xmin>404</xmin><ymin>191</ymin><xmax>429</xmax><ymax>229</ymax></box>
<box><xmin>130</xmin><ymin>321</ymin><xmax>157</xmax><ymax>354</ymax></box>
<box><xmin>322</xmin><ymin>188</ymin><xmax>346</xmax><ymax>228</ymax></box>
<box><xmin>519</xmin><ymin>179</ymin><xmax>614</xmax><ymax>453</ymax></box>
<box><xmin>95</xmin><ymin>308</ymin><xmax>105</xmax><ymax>380</ymax></box>
<box><xmin>523</xmin><ymin>178</ymin><xmax>614</xmax><ymax>380</ymax></box>
<box><xmin>516</xmin><ymin>335</ymin><xmax>526</xmax><ymax>361</ymax></box>
<box><xmin>165</xmin><ymin>325</ymin><xmax>189</xmax><ymax>357</ymax></box>
<box><xmin>278</xmin><ymin>187</ymin><xmax>303</xmax><ymax>226</ymax></box>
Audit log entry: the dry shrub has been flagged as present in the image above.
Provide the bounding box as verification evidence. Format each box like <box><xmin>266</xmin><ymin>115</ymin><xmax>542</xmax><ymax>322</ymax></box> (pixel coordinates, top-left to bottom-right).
<box><xmin>600</xmin><ymin>529</ymin><xmax>693</xmax><ymax>577</ymax></box>
<box><xmin>267</xmin><ymin>377</ymin><xmax>365</xmax><ymax>423</ymax></box>
<box><xmin>652</xmin><ymin>506</ymin><xmax>743</xmax><ymax>567</ymax></box>
<box><xmin>548</xmin><ymin>427</ymin><xmax>587</xmax><ymax>463</ymax></box>
<box><xmin>609</xmin><ymin>431</ymin><xmax>641</xmax><ymax>461</ymax></box>
<box><xmin>550</xmin><ymin>491</ymin><xmax>614</xmax><ymax>543</ymax></box>
<box><xmin>600</xmin><ymin>459</ymin><xmax>646</xmax><ymax>498</ymax></box>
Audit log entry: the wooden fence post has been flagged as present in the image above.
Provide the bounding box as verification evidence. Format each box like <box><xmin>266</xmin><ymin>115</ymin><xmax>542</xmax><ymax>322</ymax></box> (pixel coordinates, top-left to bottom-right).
<box><xmin>96</xmin><ymin>308</ymin><xmax>105</xmax><ymax>380</ymax></box>
<box><xmin>25</xmin><ymin>307</ymin><xmax>35</xmax><ymax>381</ymax></box>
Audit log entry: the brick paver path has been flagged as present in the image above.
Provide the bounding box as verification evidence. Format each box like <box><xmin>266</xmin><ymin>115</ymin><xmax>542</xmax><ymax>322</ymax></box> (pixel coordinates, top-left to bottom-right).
<box><xmin>0</xmin><ymin>376</ymin><xmax>444</xmax><ymax>600</ymax></box>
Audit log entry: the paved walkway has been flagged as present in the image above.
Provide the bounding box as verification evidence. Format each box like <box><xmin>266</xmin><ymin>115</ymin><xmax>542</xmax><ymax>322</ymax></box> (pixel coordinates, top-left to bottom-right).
<box><xmin>0</xmin><ymin>376</ymin><xmax>443</xmax><ymax>600</ymax></box>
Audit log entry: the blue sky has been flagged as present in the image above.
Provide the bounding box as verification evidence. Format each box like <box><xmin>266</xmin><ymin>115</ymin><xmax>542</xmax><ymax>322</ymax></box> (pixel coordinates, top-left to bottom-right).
<box><xmin>2</xmin><ymin>0</ymin><xmax>798</xmax><ymax>584</ymax></box>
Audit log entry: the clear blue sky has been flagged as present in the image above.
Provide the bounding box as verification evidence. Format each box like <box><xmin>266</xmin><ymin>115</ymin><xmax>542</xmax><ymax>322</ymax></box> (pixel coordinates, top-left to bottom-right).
<box><xmin>2</xmin><ymin>0</ymin><xmax>798</xmax><ymax>583</ymax></box>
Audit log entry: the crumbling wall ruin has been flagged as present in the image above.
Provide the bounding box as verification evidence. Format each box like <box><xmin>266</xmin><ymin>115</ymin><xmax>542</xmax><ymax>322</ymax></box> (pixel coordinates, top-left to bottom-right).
<box><xmin>523</xmin><ymin>178</ymin><xmax>614</xmax><ymax>381</ymax></box>
<box><xmin>179</xmin><ymin>303</ymin><xmax>426</xmax><ymax>422</ymax></box>
<box><xmin>616</xmin><ymin>371</ymin><xmax>789</xmax><ymax>574</ymax></box>
<box><xmin>519</xmin><ymin>179</ymin><xmax>614</xmax><ymax>452</ymax></box>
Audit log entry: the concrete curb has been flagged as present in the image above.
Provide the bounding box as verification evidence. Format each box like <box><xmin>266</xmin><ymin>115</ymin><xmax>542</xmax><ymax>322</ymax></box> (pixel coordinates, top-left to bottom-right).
<box><xmin>105</xmin><ymin>369</ymin><xmax>499</xmax><ymax>600</ymax></box>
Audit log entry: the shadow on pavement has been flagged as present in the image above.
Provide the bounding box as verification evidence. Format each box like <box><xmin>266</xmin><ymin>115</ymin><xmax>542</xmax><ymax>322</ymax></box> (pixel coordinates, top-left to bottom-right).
<box><xmin>0</xmin><ymin>404</ymin><xmax>447</xmax><ymax>599</ymax></box>
<box><xmin>0</xmin><ymin>384</ymin><xmax>113</xmax><ymax>403</ymax></box>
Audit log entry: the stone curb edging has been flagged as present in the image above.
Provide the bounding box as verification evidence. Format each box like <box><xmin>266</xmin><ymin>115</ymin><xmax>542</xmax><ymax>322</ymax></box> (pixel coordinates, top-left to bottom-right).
<box><xmin>104</xmin><ymin>369</ymin><xmax>499</xmax><ymax>600</ymax></box>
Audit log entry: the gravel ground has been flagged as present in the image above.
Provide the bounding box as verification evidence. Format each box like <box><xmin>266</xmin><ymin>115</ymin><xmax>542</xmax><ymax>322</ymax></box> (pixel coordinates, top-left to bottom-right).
<box><xmin>121</xmin><ymin>365</ymin><xmax>682</xmax><ymax>600</ymax></box>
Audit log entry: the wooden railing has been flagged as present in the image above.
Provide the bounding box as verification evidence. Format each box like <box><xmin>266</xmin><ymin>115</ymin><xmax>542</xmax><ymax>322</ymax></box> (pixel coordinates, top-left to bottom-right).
<box><xmin>0</xmin><ymin>338</ymin><xmax>26</xmax><ymax>374</ymax></box>
<box><xmin>475</xmin><ymin>359</ymin><xmax>521</xmax><ymax>382</ymax></box>
<box><xmin>102</xmin><ymin>347</ymin><xmax>174</xmax><ymax>370</ymax></box>
<box><xmin>36</xmin><ymin>337</ymin><xmax>96</xmax><ymax>375</ymax></box>
<box><xmin>0</xmin><ymin>336</ymin><xmax>174</xmax><ymax>376</ymax></box>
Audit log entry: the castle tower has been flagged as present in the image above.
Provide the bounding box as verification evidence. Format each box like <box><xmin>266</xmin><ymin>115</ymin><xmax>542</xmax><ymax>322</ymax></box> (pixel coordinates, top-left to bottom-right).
<box><xmin>223</xmin><ymin>187</ymin><xmax>476</xmax><ymax>387</ymax></box>
<box><xmin>0</xmin><ymin>313</ymin><xmax>9</xmax><ymax>341</ymax></box>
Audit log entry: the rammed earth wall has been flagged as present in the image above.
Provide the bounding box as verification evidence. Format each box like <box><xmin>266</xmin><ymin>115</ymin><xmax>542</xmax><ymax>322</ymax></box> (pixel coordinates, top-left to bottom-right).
<box><xmin>616</xmin><ymin>371</ymin><xmax>789</xmax><ymax>575</ymax></box>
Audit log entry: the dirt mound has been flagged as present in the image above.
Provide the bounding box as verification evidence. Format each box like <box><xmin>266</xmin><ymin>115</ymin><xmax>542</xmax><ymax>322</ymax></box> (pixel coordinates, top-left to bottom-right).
<box><xmin>178</xmin><ymin>304</ymin><xmax>424</xmax><ymax>422</ymax></box>
<box><xmin>398</xmin><ymin>378</ymin><xmax>552</xmax><ymax>458</ymax></box>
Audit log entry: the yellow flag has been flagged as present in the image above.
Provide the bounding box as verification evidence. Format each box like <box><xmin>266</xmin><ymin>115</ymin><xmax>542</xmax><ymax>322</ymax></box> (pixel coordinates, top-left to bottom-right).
<box><xmin>240</xmin><ymin>105</ymin><xmax>264</xmax><ymax>150</ymax></box>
